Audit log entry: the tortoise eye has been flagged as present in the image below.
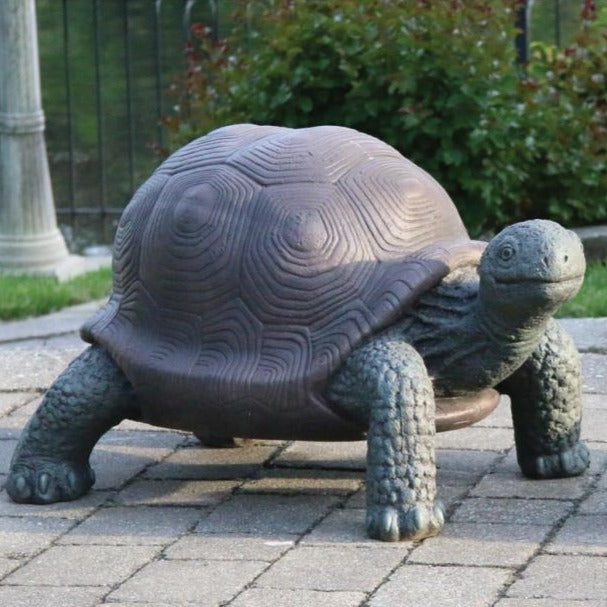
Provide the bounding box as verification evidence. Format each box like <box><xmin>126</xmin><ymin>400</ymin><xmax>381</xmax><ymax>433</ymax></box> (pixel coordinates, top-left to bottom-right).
<box><xmin>498</xmin><ymin>244</ymin><xmax>516</xmax><ymax>262</ymax></box>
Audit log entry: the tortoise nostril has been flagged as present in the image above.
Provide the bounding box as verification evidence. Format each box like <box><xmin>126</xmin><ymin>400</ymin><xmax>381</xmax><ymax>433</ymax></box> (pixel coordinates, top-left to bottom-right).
<box><xmin>543</xmin><ymin>256</ymin><xmax>549</xmax><ymax>267</ymax></box>
<box><xmin>564</xmin><ymin>255</ymin><xmax>569</xmax><ymax>263</ymax></box>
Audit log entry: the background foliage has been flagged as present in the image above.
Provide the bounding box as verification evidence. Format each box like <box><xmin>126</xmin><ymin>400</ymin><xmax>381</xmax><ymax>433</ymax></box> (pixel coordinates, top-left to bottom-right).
<box><xmin>164</xmin><ymin>0</ymin><xmax>607</xmax><ymax>235</ymax></box>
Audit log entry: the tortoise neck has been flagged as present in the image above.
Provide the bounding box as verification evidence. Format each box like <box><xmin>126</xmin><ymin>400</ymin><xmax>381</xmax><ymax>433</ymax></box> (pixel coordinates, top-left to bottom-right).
<box><xmin>478</xmin><ymin>305</ymin><xmax>542</xmax><ymax>349</ymax></box>
<box><xmin>408</xmin><ymin>269</ymin><xmax>548</xmax><ymax>396</ymax></box>
<box><xmin>476</xmin><ymin>286</ymin><xmax>550</xmax><ymax>353</ymax></box>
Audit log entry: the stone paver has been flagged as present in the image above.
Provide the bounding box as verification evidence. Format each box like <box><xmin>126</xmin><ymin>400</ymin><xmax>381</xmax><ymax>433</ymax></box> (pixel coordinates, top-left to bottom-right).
<box><xmin>0</xmin><ymin>439</ymin><xmax>18</xmax><ymax>474</ymax></box>
<box><xmin>475</xmin><ymin>395</ymin><xmax>513</xmax><ymax>428</ymax></box>
<box><xmin>0</xmin><ymin>516</ymin><xmax>73</xmax><ymax>558</ymax></box>
<box><xmin>195</xmin><ymin>493</ymin><xmax>340</xmax><ymax>535</ymax></box>
<box><xmin>255</xmin><ymin>545</ymin><xmax>405</xmax><ymax>592</ymax></box>
<box><xmin>452</xmin><ymin>497</ymin><xmax>575</xmax><ymax>525</ymax></box>
<box><xmin>3</xmin><ymin>394</ymin><xmax>41</xmax><ymax>419</ymax></box>
<box><xmin>560</xmin><ymin>317</ymin><xmax>607</xmax><ymax>353</ymax></box>
<box><xmin>544</xmin><ymin>514</ymin><xmax>607</xmax><ymax>555</ymax></box>
<box><xmin>579</xmin><ymin>490</ymin><xmax>607</xmax><ymax>513</ymax></box>
<box><xmin>584</xmin><ymin>392</ymin><xmax>607</xmax><ymax>408</ymax></box>
<box><xmin>369</xmin><ymin>564</ymin><xmax>512</xmax><ymax>607</ymax></box>
<box><xmin>0</xmin><ymin>392</ymin><xmax>36</xmax><ymax>416</ymax></box>
<box><xmin>90</xmin><ymin>444</ymin><xmax>182</xmax><ymax>491</ymax></box>
<box><xmin>586</xmin><ymin>443</ymin><xmax>607</xmax><ymax>474</ymax></box>
<box><xmin>231</xmin><ymin>588</ymin><xmax>367</xmax><ymax>607</ymax></box>
<box><xmin>0</xmin><ymin>557</ymin><xmax>21</xmax><ymax>577</ymax></box>
<box><xmin>579</xmin><ymin>405</ymin><xmax>607</xmax><ymax>442</ymax></box>
<box><xmin>496</xmin><ymin>600</ymin><xmax>605</xmax><ymax>607</ymax></box>
<box><xmin>409</xmin><ymin>522</ymin><xmax>550</xmax><ymax>567</ymax></box>
<box><xmin>56</xmin><ymin>505</ymin><xmax>201</xmax><ymax>545</ymax></box>
<box><xmin>241</xmin><ymin>468</ymin><xmax>363</xmax><ymax>495</ymax></box>
<box><xmin>99</xmin><ymin>603</ymin><xmax>192</xmax><ymax>607</ymax></box>
<box><xmin>165</xmin><ymin>533</ymin><xmax>297</xmax><ymax>561</ymax></box>
<box><xmin>436</xmin><ymin>426</ymin><xmax>515</xmax><ymax>451</ymax></box>
<box><xmin>0</xmin><ymin>344</ymin><xmax>86</xmax><ymax>391</ymax></box>
<box><xmin>507</xmin><ymin>554</ymin><xmax>607</xmax><ymax>600</ymax></box>
<box><xmin>0</xmin><ymin>306</ymin><xmax>605</xmax><ymax>605</ymax></box>
<box><xmin>274</xmin><ymin>441</ymin><xmax>366</xmax><ymax>470</ymax></box>
<box><xmin>0</xmin><ymin>488</ymin><xmax>111</xmax><ymax>518</ymax></box>
<box><xmin>5</xmin><ymin>544</ymin><xmax>159</xmax><ymax>586</ymax></box>
<box><xmin>107</xmin><ymin>559</ymin><xmax>267</xmax><ymax>604</ymax></box>
<box><xmin>143</xmin><ymin>444</ymin><xmax>278</xmax><ymax>480</ymax></box>
<box><xmin>100</xmin><ymin>603</ymin><xmax>209</xmax><ymax>607</ymax></box>
<box><xmin>0</xmin><ymin>585</ymin><xmax>107</xmax><ymax>607</ymax></box>
<box><xmin>114</xmin><ymin>478</ymin><xmax>238</xmax><ymax>507</ymax></box>
<box><xmin>436</xmin><ymin>448</ymin><xmax>503</xmax><ymax>479</ymax></box>
<box><xmin>581</xmin><ymin>353</ymin><xmax>607</xmax><ymax>394</ymax></box>
<box><xmin>470</xmin><ymin>451</ymin><xmax>590</xmax><ymax>500</ymax></box>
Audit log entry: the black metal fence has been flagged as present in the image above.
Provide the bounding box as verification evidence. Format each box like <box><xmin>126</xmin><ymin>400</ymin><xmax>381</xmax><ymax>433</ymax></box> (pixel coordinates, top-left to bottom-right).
<box><xmin>37</xmin><ymin>0</ymin><xmax>585</xmax><ymax>245</ymax></box>
<box><xmin>528</xmin><ymin>0</ymin><xmax>587</xmax><ymax>48</ymax></box>
<box><xmin>38</xmin><ymin>0</ymin><xmax>234</xmax><ymax>222</ymax></box>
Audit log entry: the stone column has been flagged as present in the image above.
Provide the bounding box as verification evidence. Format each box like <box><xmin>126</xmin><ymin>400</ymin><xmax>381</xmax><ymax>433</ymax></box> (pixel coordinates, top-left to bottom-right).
<box><xmin>0</xmin><ymin>0</ymin><xmax>76</xmax><ymax>277</ymax></box>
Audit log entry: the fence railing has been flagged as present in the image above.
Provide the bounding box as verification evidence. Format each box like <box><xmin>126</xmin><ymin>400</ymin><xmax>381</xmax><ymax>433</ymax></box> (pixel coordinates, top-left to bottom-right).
<box><xmin>38</xmin><ymin>0</ymin><xmax>233</xmax><ymax>222</ymax></box>
<box><xmin>38</xmin><ymin>0</ymin><xmax>585</xmax><ymax>238</ymax></box>
<box><xmin>527</xmin><ymin>0</ymin><xmax>586</xmax><ymax>50</ymax></box>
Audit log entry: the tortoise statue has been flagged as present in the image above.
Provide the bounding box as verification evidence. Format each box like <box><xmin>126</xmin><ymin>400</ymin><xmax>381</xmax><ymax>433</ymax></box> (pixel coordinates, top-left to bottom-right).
<box><xmin>7</xmin><ymin>125</ymin><xmax>589</xmax><ymax>541</ymax></box>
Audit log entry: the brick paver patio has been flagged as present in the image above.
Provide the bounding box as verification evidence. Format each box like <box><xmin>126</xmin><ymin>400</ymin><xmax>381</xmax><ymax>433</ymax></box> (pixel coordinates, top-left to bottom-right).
<box><xmin>0</xmin><ymin>307</ymin><xmax>605</xmax><ymax>606</ymax></box>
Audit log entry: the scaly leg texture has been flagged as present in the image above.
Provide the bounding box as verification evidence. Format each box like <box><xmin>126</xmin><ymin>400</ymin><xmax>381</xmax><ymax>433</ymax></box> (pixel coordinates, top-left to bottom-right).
<box><xmin>499</xmin><ymin>320</ymin><xmax>589</xmax><ymax>479</ymax></box>
<box><xmin>328</xmin><ymin>339</ymin><xmax>444</xmax><ymax>541</ymax></box>
<box><xmin>7</xmin><ymin>346</ymin><xmax>139</xmax><ymax>504</ymax></box>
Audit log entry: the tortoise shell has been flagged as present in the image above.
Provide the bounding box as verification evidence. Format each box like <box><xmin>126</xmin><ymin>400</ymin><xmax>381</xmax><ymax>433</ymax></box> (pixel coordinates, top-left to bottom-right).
<box><xmin>83</xmin><ymin>125</ymin><xmax>485</xmax><ymax>440</ymax></box>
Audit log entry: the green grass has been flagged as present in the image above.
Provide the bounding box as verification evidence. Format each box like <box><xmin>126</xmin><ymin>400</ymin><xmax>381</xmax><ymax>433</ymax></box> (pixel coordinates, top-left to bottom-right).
<box><xmin>0</xmin><ymin>267</ymin><xmax>112</xmax><ymax>321</ymax></box>
<box><xmin>557</xmin><ymin>261</ymin><xmax>607</xmax><ymax>318</ymax></box>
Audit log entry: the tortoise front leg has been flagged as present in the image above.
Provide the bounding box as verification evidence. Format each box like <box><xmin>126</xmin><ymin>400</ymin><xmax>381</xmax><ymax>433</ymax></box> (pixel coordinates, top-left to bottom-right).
<box><xmin>498</xmin><ymin>320</ymin><xmax>590</xmax><ymax>479</ymax></box>
<box><xmin>6</xmin><ymin>346</ymin><xmax>140</xmax><ymax>504</ymax></box>
<box><xmin>328</xmin><ymin>339</ymin><xmax>444</xmax><ymax>541</ymax></box>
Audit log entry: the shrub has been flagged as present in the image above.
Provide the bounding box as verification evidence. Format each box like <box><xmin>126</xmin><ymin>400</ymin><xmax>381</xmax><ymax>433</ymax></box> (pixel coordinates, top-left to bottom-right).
<box><xmin>163</xmin><ymin>0</ymin><xmax>607</xmax><ymax>234</ymax></box>
<box><xmin>515</xmin><ymin>2</ymin><xmax>607</xmax><ymax>226</ymax></box>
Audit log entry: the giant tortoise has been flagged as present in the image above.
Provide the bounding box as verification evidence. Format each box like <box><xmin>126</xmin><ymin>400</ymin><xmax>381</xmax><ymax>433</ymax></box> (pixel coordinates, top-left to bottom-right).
<box><xmin>7</xmin><ymin>125</ymin><xmax>589</xmax><ymax>541</ymax></box>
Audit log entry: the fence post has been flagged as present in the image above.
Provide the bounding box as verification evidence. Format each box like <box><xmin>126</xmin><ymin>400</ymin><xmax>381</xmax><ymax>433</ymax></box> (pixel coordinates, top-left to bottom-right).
<box><xmin>515</xmin><ymin>0</ymin><xmax>529</xmax><ymax>63</ymax></box>
<box><xmin>0</xmin><ymin>0</ymin><xmax>82</xmax><ymax>278</ymax></box>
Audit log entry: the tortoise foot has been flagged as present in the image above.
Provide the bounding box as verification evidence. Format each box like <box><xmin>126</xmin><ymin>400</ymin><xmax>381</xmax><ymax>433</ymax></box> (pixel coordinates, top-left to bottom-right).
<box><xmin>366</xmin><ymin>502</ymin><xmax>445</xmax><ymax>542</ymax></box>
<box><xmin>520</xmin><ymin>441</ymin><xmax>590</xmax><ymax>479</ymax></box>
<box><xmin>194</xmin><ymin>432</ymin><xmax>238</xmax><ymax>448</ymax></box>
<box><xmin>6</xmin><ymin>458</ymin><xmax>95</xmax><ymax>504</ymax></box>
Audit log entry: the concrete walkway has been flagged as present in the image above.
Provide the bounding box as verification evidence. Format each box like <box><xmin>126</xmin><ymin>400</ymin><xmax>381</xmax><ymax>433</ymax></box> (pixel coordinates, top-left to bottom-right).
<box><xmin>0</xmin><ymin>304</ymin><xmax>605</xmax><ymax>606</ymax></box>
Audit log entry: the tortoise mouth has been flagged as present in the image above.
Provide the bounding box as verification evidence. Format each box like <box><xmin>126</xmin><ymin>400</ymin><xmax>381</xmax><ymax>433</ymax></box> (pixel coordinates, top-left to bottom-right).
<box><xmin>494</xmin><ymin>273</ymin><xmax>584</xmax><ymax>286</ymax></box>
<box><xmin>492</xmin><ymin>273</ymin><xmax>584</xmax><ymax>305</ymax></box>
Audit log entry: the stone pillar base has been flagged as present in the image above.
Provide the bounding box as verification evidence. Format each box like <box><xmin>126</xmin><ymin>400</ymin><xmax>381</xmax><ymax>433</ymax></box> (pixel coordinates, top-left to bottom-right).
<box><xmin>0</xmin><ymin>230</ymin><xmax>96</xmax><ymax>281</ymax></box>
<box><xmin>0</xmin><ymin>229</ymin><xmax>68</xmax><ymax>267</ymax></box>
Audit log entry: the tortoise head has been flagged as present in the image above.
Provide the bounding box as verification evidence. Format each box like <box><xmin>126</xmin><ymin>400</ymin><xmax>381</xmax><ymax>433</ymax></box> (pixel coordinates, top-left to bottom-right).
<box><xmin>479</xmin><ymin>219</ymin><xmax>585</xmax><ymax>321</ymax></box>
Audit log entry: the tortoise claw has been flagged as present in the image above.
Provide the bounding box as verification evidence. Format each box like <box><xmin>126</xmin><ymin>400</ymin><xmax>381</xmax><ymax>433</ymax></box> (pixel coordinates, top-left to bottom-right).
<box><xmin>6</xmin><ymin>459</ymin><xmax>95</xmax><ymax>504</ymax></box>
<box><xmin>367</xmin><ymin>502</ymin><xmax>445</xmax><ymax>542</ymax></box>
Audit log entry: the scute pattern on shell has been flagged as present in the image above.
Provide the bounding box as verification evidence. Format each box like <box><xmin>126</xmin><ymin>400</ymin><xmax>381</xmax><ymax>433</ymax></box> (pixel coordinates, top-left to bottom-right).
<box><xmin>83</xmin><ymin>124</ymin><xmax>483</xmax><ymax>440</ymax></box>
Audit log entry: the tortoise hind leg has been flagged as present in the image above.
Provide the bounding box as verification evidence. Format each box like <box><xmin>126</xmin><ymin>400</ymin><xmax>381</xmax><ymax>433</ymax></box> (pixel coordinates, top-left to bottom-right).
<box><xmin>194</xmin><ymin>431</ymin><xmax>237</xmax><ymax>448</ymax></box>
<box><xmin>498</xmin><ymin>320</ymin><xmax>589</xmax><ymax>479</ymax></box>
<box><xmin>6</xmin><ymin>346</ymin><xmax>139</xmax><ymax>504</ymax></box>
<box><xmin>328</xmin><ymin>338</ymin><xmax>444</xmax><ymax>541</ymax></box>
